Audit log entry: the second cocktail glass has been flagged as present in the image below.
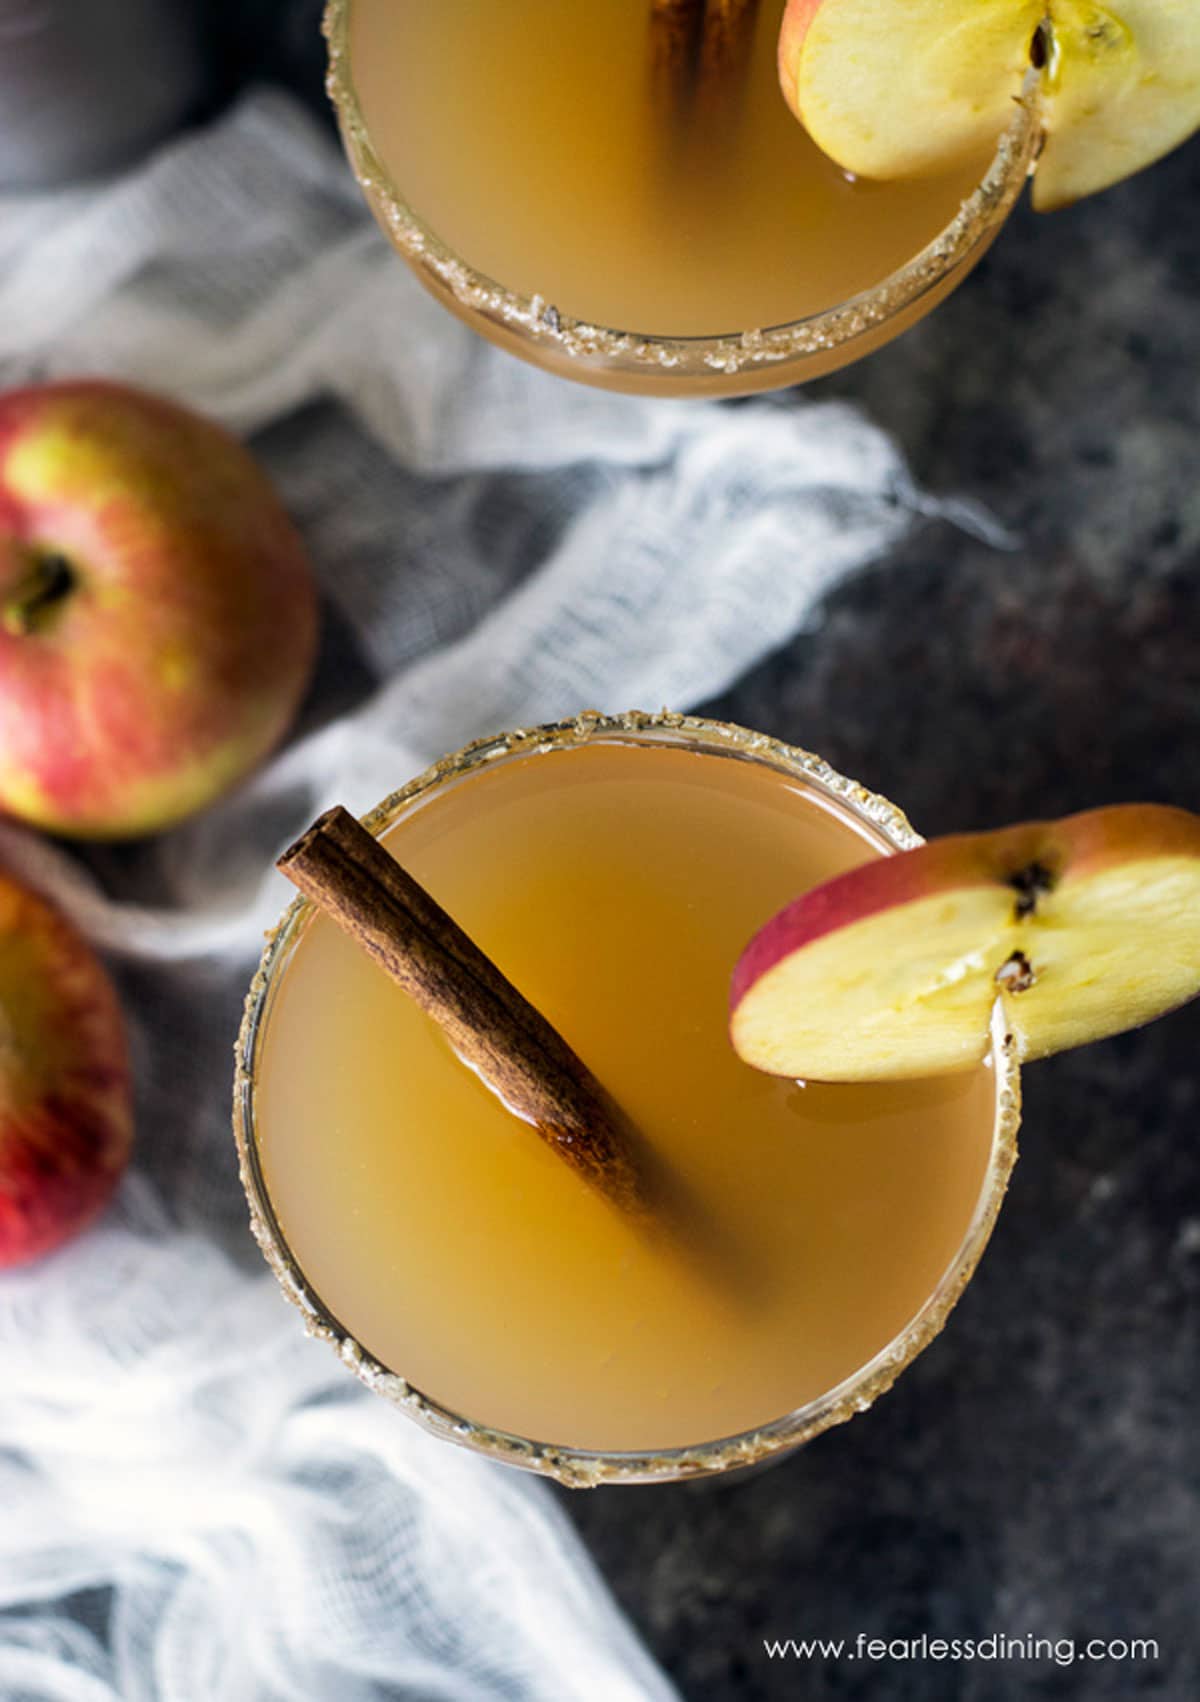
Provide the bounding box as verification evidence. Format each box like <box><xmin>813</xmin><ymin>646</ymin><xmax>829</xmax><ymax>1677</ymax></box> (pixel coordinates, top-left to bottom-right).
<box><xmin>235</xmin><ymin>713</ymin><xmax>1020</xmax><ymax>1486</ymax></box>
<box><xmin>324</xmin><ymin>0</ymin><xmax>1040</xmax><ymax>395</ymax></box>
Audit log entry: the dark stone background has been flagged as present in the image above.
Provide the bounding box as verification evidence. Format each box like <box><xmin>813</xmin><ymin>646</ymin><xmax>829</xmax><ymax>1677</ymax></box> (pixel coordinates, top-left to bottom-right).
<box><xmin>211</xmin><ymin>8</ymin><xmax>1199</xmax><ymax>1697</ymax></box>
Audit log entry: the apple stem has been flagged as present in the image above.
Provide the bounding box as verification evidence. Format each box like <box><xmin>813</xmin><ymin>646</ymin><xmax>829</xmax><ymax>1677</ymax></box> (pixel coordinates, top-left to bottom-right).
<box><xmin>2</xmin><ymin>553</ymin><xmax>76</xmax><ymax>638</ymax></box>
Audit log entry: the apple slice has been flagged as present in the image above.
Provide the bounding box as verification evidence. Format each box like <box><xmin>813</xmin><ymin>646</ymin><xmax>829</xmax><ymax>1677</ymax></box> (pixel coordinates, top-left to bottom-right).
<box><xmin>730</xmin><ymin>804</ymin><xmax>1200</xmax><ymax>1081</ymax></box>
<box><xmin>779</xmin><ymin>0</ymin><xmax>1200</xmax><ymax>211</ymax></box>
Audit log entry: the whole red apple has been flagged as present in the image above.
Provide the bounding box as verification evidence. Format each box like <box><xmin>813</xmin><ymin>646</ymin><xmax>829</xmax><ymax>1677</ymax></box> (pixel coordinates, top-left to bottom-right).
<box><xmin>0</xmin><ymin>380</ymin><xmax>319</xmax><ymax>839</ymax></box>
<box><xmin>0</xmin><ymin>868</ymin><xmax>133</xmax><ymax>1267</ymax></box>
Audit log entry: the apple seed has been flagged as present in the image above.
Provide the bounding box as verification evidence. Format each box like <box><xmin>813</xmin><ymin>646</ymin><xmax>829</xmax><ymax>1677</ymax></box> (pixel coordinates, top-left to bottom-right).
<box><xmin>2</xmin><ymin>551</ymin><xmax>76</xmax><ymax>637</ymax></box>
<box><xmin>995</xmin><ymin>950</ymin><xmax>1037</xmax><ymax>994</ymax></box>
<box><xmin>1009</xmin><ymin>862</ymin><xmax>1055</xmax><ymax>919</ymax></box>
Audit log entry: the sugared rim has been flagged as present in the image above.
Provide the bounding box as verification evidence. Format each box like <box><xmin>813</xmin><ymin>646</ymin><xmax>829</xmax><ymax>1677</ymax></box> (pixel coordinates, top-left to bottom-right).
<box><xmin>324</xmin><ymin>0</ymin><xmax>1042</xmax><ymax>381</ymax></box>
<box><xmin>233</xmin><ymin>711</ymin><xmax>1021</xmax><ymax>1486</ymax></box>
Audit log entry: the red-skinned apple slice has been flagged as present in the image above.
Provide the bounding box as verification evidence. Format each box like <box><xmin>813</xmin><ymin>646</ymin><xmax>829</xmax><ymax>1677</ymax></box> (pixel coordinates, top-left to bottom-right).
<box><xmin>778</xmin><ymin>1</ymin><xmax>1200</xmax><ymax>212</ymax></box>
<box><xmin>731</xmin><ymin>804</ymin><xmax>1200</xmax><ymax>1081</ymax></box>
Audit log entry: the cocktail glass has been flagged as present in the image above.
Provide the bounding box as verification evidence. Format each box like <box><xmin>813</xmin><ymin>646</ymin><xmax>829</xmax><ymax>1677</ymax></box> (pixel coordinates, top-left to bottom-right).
<box><xmin>234</xmin><ymin>712</ymin><xmax>1020</xmax><ymax>1486</ymax></box>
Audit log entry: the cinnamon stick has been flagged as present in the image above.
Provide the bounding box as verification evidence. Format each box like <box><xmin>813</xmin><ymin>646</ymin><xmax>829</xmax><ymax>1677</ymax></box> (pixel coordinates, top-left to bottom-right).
<box><xmin>650</xmin><ymin>0</ymin><xmax>701</xmax><ymax>111</ymax></box>
<box><xmin>697</xmin><ymin>0</ymin><xmax>759</xmax><ymax>105</ymax></box>
<box><xmin>649</xmin><ymin>0</ymin><xmax>758</xmax><ymax>112</ymax></box>
<box><xmin>278</xmin><ymin>806</ymin><xmax>649</xmax><ymax>1221</ymax></box>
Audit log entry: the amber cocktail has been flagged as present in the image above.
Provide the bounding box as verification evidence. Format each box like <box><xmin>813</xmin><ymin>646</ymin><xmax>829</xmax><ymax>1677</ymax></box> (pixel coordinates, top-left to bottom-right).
<box><xmin>235</xmin><ymin>714</ymin><xmax>1019</xmax><ymax>1485</ymax></box>
<box><xmin>324</xmin><ymin>0</ymin><xmax>1039</xmax><ymax>394</ymax></box>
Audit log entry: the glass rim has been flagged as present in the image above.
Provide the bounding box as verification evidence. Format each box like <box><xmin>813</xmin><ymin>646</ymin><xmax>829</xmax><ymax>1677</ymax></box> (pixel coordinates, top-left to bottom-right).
<box><xmin>324</xmin><ymin>0</ymin><xmax>1042</xmax><ymax>381</ymax></box>
<box><xmin>233</xmin><ymin>711</ymin><xmax>1022</xmax><ymax>1487</ymax></box>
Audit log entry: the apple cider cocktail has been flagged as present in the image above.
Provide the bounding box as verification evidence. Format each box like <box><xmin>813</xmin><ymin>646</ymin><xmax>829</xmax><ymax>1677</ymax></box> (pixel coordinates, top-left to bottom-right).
<box><xmin>236</xmin><ymin>716</ymin><xmax>1017</xmax><ymax>1482</ymax></box>
<box><xmin>326</xmin><ymin>0</ymin><xmax>1199</xmax><ymax>392</ymax></box>
<box><xmin>237</xmin><ymin>712</ymin><xmax>1200</xmax><ymax>1482</ymax></box>
<box><xmin>325</xmin><ymin>0</ymin><xmax>1040</xmax><ymax>391</ymax></box>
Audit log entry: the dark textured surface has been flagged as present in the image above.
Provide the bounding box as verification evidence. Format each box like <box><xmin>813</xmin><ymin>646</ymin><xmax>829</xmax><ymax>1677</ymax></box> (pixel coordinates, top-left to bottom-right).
<box><xmin>230</xmin><ymin>13</ymin><xmax>1199</xmax><ymax>1698</ymax></box>
<box><xmin>622</xmin><ymin>150</ymin><xmax>1200</xmax><ymax>1702</ymax></box>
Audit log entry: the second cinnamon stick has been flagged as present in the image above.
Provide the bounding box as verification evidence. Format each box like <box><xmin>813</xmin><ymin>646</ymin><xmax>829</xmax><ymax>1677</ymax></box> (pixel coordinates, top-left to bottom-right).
<box><xmin>649</xmin><ymin>0</ymin><xmax>759</xmax><ymax>111</ymax></box>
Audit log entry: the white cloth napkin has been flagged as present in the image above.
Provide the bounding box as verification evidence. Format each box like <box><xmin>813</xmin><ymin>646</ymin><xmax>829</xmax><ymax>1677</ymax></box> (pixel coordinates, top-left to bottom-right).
<box><xmin>0</xmin><ymin>89</ymin><xmax>1008</xmax><ymax>1702</ymax></box>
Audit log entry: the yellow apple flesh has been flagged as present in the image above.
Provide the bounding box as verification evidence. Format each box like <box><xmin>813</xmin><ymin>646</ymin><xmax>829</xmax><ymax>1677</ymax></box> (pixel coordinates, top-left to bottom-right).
<box><xmin>731</xmin><ymin>804</ymin><xmax>1200</xmax><ymax>1081</ymax></box>
<box><xmin>778</xmin><ymin>0</ymin><xmax>1200</xmax><ymax>211</ymax></box>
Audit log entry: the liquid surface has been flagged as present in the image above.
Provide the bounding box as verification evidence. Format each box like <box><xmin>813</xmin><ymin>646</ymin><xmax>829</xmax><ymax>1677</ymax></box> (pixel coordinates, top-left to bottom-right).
<box><xmin>256</xmin><ymin>741</ymin><xmax>999</xmax><ymax>1452</ymax></box>
<box><xmin>346</xmin><ymin>0</ymin><xmax>994</xmax><ymax>337</ymax></box>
